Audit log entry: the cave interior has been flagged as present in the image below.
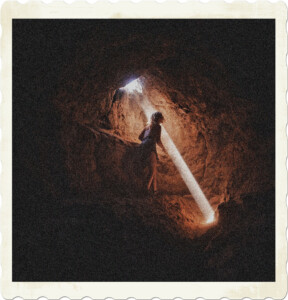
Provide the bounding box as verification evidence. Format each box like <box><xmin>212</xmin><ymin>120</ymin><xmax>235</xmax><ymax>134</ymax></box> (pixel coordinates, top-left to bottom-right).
<box><xmin>13</xmin><ymin>19</ymin><xmax>275</xmax><ymax>281</ymax></box>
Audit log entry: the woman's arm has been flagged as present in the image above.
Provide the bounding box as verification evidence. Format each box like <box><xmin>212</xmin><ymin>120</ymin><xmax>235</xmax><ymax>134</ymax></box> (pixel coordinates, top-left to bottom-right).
<box><xmin>157</xmin><ymin>139</ymin><xmax>166</xmax><ymax>153</ymax></box>
<box><xmin>156</xmin><ymin>126</ymin><xmax>167</xmax><ymax>153</ymax></box>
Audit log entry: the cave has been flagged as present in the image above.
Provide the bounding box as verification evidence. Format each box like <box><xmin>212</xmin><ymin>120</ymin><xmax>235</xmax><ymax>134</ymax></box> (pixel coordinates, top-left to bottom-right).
<box><xmin>13</xmin><ymin>19</ymin><xmax>275</xmax><ymax>281</ymax></box>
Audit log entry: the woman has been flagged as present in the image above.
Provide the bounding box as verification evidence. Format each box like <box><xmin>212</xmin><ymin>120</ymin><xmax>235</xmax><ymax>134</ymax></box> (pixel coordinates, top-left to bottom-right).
<box><xmin>138</xmin><ymin>111</ymin><xmax>166</xmax><ymax>194</ymax></box>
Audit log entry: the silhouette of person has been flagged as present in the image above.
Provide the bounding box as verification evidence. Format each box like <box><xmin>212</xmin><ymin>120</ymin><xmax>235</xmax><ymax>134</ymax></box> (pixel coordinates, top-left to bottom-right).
<box><xmin>138</xmin><ymin>111</ymin><xmax>166</xmax><ymax>194</ymax></box>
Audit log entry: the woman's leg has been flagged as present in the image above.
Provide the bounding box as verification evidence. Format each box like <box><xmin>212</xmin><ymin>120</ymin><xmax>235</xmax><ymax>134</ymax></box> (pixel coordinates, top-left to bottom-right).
<box><xmin>147</xmin><ymin>152</ymin><xmax>157</xmax><ymax>191</ymax></box>
<box><xmin>153</xmin><ymin>165</ymin><xmax>157</xmax><ymax>192</ymax></box>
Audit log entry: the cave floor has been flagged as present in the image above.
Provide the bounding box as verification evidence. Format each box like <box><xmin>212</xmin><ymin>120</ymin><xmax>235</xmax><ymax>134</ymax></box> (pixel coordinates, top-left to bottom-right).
<box><xmin>13</xmin><ymin>191</ymin><xmax>275</xmax><ymax>282</ymax></box>
<box><xmin>63</xmin><ymin>191</ymin><xmax>214</xmax><ymax>240</ymax></box>
<box><xmin>14</xmin><ymin>194</ymin><xmax>209</xmax><ymax>281</ymax></box>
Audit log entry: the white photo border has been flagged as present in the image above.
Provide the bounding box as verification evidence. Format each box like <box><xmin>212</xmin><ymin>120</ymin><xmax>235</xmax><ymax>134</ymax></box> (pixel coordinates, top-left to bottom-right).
<box><xmin>1</xmin><ymin>1</ymin><xmax>287</xmax><ymax>299</ymax></box>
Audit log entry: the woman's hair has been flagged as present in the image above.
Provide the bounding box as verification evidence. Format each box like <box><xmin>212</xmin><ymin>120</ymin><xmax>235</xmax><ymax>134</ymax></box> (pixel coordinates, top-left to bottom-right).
<box><xmin>149</xmin><ymin>111</ymin><xmax>164</xmax><ymax>126</ymax></box>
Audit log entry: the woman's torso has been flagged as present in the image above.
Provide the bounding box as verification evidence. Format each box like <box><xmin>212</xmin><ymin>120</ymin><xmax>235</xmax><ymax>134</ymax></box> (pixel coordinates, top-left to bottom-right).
<box><xmin>142</xmin><ymin>123</ymin><xmax>161</xmax><ymax>143</ymax></box>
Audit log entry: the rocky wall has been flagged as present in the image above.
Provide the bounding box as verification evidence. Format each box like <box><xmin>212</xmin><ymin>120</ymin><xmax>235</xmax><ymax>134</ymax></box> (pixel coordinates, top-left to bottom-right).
<box><xmin>54</xmin><ymin>30</ymin><xmax>274</xmax><ymax>205</ymax></box>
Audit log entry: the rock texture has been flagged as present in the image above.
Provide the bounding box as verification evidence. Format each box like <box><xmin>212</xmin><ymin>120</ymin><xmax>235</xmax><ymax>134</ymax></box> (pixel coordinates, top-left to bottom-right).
<box><xmin>54</xmin><ymin>29</ymin><xmax>274</xmax><ymax>206</ymax></box>
<box><xmin>13</xmin><ymin>20</ymin><xmax>275</xmax><ymax>281</ymax></box>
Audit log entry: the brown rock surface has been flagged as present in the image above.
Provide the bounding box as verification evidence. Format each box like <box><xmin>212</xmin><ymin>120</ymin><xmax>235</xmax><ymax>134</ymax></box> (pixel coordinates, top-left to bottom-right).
<box><xmin>54</xmin><ymin>31</ymin><xmax>273</xmax><ymax>207</ymax></box>
<box><xmin>13</xmin><ymin>20</ymin><xmax>275</xmax><ymax>281</ymax></box>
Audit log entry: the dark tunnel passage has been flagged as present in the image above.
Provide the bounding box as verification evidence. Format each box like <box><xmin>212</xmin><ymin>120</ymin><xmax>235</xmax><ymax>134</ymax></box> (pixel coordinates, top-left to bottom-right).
<box><xmin>13</xmin><ymin>19</ymin><xmax>275</xmax><ymax>282</ymax></box>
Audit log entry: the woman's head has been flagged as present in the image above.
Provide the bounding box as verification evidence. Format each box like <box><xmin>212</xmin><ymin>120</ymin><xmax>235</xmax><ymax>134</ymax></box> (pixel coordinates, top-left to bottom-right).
<box><xmin>151</xmin><ymin>111</ymin><xmax>164</xmax><ymax>124</ymax></box>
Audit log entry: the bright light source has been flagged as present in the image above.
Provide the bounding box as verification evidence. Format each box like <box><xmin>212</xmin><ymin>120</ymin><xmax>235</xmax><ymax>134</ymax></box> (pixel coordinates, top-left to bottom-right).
<box><xmin>124</xmin><ymin>78</ymin><xmax>142</xmax><ymax>94</ymax></box>
<box><xmin>136</xmin><ymin>96</ymin><xmax>215</xmax><ymax>224</ymax></box>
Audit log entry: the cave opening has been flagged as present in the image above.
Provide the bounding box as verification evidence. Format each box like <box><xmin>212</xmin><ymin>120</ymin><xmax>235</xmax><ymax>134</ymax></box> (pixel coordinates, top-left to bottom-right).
<box><xmin>123</xmin><ymin>77</ymin><xmax>143</xmax><ymax>94</ymax></box>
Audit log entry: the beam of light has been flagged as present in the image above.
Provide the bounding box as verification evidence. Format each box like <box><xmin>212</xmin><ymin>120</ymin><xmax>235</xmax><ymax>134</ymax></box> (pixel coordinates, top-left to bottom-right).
<box><xmin>123</xmin><ymin>78</ymin><xmax>143</xmax><ymax>94</ymax></box>
<box><xmin>136</xmin><ymin>95</ymin><xmax>215</xmax><ymax>224</ymax></box>
<box><xmin>161</xmin><ymin>127</ymin><xmax>215</xmax><ymax>224</ymax></box>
